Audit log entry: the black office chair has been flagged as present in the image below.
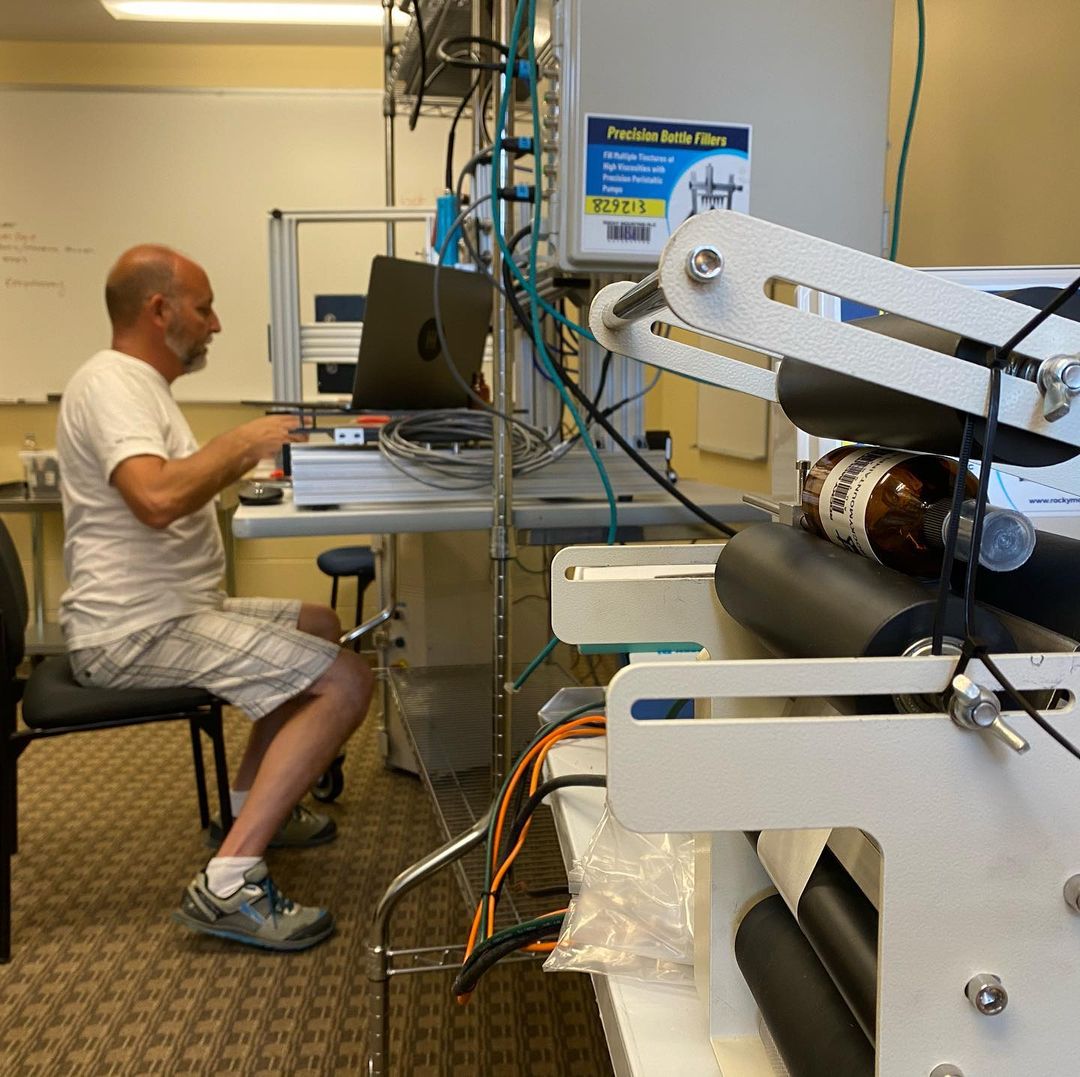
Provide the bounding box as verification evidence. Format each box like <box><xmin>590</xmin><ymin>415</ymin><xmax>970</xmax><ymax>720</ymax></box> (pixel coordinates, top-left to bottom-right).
<box><xmin>0</xmin><ymin>519</ymin><xmax>233</xmax><ymax>962</ymax></box>
<box><xmin>316</xmin><ymin>545</ymin><xmax>376</xmax><ymax>642</ymax></box>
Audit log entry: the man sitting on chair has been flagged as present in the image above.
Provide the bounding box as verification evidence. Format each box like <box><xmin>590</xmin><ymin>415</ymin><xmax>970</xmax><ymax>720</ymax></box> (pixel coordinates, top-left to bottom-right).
<box><xmin>56</xmin><ymin>244</ymin><xmax>373</xmax><ymax>952</ymax></box>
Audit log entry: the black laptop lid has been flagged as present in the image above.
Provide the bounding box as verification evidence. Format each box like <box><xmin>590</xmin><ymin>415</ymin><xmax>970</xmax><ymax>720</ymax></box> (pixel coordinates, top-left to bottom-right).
<box><xmin>350</xmin><ymin>256</ymin><xmax>492</xmax><ymax>411</ymax></box>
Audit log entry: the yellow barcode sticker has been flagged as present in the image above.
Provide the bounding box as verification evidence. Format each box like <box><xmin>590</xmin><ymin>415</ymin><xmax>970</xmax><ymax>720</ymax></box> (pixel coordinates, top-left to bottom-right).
<box><xmin>584</xmin><ymin>196</ymin><xmax>666</xmax><ymax>218</ymax></box>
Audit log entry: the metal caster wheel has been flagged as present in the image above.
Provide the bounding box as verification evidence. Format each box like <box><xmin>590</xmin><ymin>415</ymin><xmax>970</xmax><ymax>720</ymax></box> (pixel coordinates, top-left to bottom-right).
<box><xmin>313</xmin><ymin>754</ymin><xmax>345</xmax><ymax>802</ymax></box>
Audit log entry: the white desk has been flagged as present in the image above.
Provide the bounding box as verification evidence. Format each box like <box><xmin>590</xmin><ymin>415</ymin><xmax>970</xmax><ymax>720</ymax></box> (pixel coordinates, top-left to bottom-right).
<box><xmin>544</xmin><ymin>735</ymin><xmax>721</xmax><ymax>1077</ymax></box>
<box><xmin>0</xmin><ymin>483</ymin><xmax>65</xmax><ymax>656</ymax></box>
<box><xmin>231</xmin><ymin>481</ymin><xmax>766</xmax><ymax>538</ymax></box>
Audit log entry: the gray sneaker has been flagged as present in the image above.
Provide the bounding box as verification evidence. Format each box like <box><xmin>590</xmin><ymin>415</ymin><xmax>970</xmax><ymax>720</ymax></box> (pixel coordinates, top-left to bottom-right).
<box><xmin>207</xmin><ymin>804</ymin><xmax>338</xmax><ymax>849</ymax></box>
<box><xmin>173</xmin><ymin>861</ymin><xmax>334</xmax><ymax>952</ymax></box>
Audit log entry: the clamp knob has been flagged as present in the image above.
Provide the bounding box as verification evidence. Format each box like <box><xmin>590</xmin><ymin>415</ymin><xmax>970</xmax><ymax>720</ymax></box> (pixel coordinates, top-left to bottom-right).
<box><xmin>949</xmin><ymin>674</ymin><xmax>1030</xmax><ymax>754</ymax></box>
<box><xmin>1037</xmin><ymin>354</ymin><xmax>1080</xmax><ymax>422</ymax></box>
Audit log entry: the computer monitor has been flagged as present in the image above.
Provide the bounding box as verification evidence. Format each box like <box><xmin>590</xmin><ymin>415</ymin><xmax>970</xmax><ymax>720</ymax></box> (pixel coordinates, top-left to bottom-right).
<box><xmin>349</xmin><ymin>256</ymin><xmax>492</xmax><ymax>411</ymax></box>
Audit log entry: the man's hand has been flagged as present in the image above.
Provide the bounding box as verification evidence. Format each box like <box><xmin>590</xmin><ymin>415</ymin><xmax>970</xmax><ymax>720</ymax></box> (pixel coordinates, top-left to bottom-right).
<box><xmin>239</xmin><ymin>414</ymin><xmax>309</xmax><ymax>459</ymax></box>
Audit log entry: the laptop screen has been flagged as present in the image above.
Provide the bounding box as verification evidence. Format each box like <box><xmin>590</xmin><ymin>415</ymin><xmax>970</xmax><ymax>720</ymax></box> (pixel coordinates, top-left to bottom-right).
<box><xmin>349</xmin><ymin>256</ymin><xmax>492</xmax><ymax>411</ymax></box>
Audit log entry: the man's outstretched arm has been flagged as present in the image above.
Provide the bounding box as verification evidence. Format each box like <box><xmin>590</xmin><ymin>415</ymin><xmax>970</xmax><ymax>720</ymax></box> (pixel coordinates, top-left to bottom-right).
<box><xmin>112</xmin><ymin>415</ymin><xmax>305</xmax><ymax>529</ymax></box>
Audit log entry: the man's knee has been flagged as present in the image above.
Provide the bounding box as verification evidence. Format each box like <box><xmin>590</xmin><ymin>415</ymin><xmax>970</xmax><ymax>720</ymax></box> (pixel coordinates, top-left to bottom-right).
<box><xmin>298</xmin><ymin>602</ymin><xmax>341</xmax><ymax>643</ymax></box>
<box><xmin>316</xmin><ymin>650</ymin><xmax>373</xmax><ymax>728</ymax></box>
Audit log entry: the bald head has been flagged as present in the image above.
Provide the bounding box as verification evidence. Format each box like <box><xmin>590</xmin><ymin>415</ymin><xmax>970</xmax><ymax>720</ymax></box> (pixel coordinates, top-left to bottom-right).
<box><xmin>105</xmin><ymin>244</ymin><xmax>187</xmax><ymax>330</ymax></box>
<box><xmin>105</xmin><ymin>244</ymin><xmax>221</xmax><ymax>379</ymax></box>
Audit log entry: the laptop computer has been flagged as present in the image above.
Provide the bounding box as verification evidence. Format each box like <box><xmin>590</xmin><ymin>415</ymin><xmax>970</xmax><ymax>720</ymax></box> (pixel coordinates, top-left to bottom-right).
<box><xmin>349</xmin><ymin>256</ymin><xmax>492</xmax><ymax>411</ymax></box>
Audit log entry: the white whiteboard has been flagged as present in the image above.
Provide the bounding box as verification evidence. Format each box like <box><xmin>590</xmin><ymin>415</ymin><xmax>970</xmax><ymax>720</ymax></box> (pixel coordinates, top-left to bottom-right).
<box><xmin>0</xmin><ymin>86</ymin><xmax>452</xmax><ymax>402</ymax></box>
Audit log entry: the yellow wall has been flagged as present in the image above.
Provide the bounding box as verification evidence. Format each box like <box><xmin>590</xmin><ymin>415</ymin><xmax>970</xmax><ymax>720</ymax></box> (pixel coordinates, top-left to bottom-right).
<box><xmin>887</xmin><ymin>0</ymin><xmax>1080</xmax><ymax>266</ymax></box>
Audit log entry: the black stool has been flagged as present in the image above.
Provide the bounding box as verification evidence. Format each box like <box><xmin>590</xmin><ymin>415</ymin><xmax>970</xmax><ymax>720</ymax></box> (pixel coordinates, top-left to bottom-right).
<box><xmin>316</xmin><ymin>546</ymin><xmax>376</xmax><ymax>640</ymax></box>
<box><xmin>313</xmin><ymin>546</ymin><xmax>376</xmax><ymax>805</ymax></box>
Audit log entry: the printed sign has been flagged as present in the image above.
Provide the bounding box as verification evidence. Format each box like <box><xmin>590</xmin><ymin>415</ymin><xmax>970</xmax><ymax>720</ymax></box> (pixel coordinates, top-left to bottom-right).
<box><xmin>581</xmin><ymin>114</ymin><xmax>751</xmax><ymax>257</ymax></box>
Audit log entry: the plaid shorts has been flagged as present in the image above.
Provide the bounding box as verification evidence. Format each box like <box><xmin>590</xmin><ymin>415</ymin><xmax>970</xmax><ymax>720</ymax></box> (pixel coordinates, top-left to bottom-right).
<box><xmin>68</xmin><ymin>597</ymin><xmax>340</xmax><ymax>720</ymax></box>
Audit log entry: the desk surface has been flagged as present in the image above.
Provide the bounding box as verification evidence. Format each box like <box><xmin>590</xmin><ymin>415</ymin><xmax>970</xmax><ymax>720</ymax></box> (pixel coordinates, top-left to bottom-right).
<box><xmin>232</xmin><ymin>481</ymin><xmax>766</xmax><ymax>538</ymax></box>
<box><xmin>545</xmin><ymin>737</ymin><xmax>720</xmax><ymax>1077</ymax></box>
<box><xmin>0</xmin><ymin>482</ymin><xmax>63</xmax><ymax>512</ymax></box>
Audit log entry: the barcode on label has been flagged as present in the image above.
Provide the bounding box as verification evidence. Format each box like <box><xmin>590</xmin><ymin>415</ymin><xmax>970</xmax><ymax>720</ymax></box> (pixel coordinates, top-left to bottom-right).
<box><xmin>605</xmin><ymin>222</ymin><xmax>654</xmax><ymax>243</ymax></box>
<box><xmin>828</xmin><ymin>449</ymin><xmax>887</xmax><ymax>517</ymax></box>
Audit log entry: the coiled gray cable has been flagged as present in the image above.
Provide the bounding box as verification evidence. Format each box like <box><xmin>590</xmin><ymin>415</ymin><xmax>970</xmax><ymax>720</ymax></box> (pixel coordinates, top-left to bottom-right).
<box><xmin>378</xmin><ymin>408</ymin><xmax>572</xmax><ymax>490</ymax></box>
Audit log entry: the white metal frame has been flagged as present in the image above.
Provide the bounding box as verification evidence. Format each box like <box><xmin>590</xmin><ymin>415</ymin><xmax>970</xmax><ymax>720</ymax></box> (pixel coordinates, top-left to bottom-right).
<box><xmin>793</xmin><ymin>265</ymin><xmax>1080</xmax><ymax>489</ymax></box>
<box><xmin>592</xmin><ymin>212</ymin><xmax>1080</xmax><ymax>490</ymax></box>
<box><xmin>267</xmin><ymin>207</ymin><xmax>436</xmax><ymax>403</ymax></box>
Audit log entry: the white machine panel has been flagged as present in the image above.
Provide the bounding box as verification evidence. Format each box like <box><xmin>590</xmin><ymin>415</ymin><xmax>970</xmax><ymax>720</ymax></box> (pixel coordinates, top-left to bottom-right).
<box><xmin>547</xmin><ymin>0</ymin><xmax>895</xmax><ymax>270</ymax></box>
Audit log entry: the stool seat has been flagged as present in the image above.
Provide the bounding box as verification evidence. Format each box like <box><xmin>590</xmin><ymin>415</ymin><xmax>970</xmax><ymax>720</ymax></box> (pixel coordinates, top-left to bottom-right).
<box><xmin>21</xmin><ymin>657</ymin><xmax>217</xmax><ymax>731</ymax></box>
<box><xmin>316</xmin><ymin>545</ymin><xmax>377</xmax><ymax>642</ymax></box>
<box><xmin>317</xmin><ymin>546</ymin><xmax>376</xmax><ymax>579</ymax></box>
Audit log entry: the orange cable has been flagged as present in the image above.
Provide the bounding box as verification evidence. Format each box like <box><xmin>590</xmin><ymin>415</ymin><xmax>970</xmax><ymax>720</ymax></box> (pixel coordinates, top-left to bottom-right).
<box><xmin>464</xmin><ymin>717</ymin><xmax>609</xmax><ymax>963</ymax></box>
<box><xmin>486</xmin><ymin>725</ymin><xmax>605</xmax><ymax>931</ymax></box>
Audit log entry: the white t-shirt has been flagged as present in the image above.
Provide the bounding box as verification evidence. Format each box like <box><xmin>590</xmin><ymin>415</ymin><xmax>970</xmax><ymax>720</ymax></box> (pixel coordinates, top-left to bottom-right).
<box><xmin>57</xmin><ymin>349</ymin><xmax>226</xmax><ymax>648</ymax></box>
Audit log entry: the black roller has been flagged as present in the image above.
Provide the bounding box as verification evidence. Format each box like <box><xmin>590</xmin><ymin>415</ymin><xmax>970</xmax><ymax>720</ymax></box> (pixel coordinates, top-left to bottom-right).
<box><xmin>746</xmin><ymin>834</ymin><xmax>878</xmax><ymax>1043</ymax></box>
<box><xmin>735</xmin><ymin>893</ymin><xmax>875</xmax><ymax>1077</ymax></box>
<box><xmin>776</xmin><ymin>287</ymin><xmax>1080</xmax><ymax>468</ymax></box>
<box><xmin>797</xmin><ymin>848</ymin><xmax>878</xmax><ymax>1042</ymax></box>
<box><xmin>714</xmin><ymin>524</ymin><xmax>1015</xmax><ymax>661</ymax></box>
<box><xmin>964</xmin><ymin>529</ymin><xmax>1080</xmax><ymax>642</ymax></box>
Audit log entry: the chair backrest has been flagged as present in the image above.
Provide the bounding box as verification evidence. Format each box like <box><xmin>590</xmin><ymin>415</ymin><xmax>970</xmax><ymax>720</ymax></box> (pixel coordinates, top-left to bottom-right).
<box><xmin>0</xmin><ymin>519</ymin><xmax>28</xmax><ymax>675</ymax></box>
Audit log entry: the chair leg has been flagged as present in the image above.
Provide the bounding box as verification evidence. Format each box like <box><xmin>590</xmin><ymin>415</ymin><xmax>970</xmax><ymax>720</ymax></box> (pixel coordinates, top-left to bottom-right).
<box><xmin>0</xmin><ymin>735</ymin><xmax>17</xmax><ymax>963</ymax></box>
<box><xmin>207</xmin><ymin>705</ymin><xmax>233</xmax><ymax>832</ymax></box>
<box><xmin>0</xmin><ymin>839</ymin><xmax>10</xmax><ymax>964</ymax></box>
<box><xmin>352</xmin><ymin>575</ymin><xmax>375</xmax><ymax>651</ymax></box>
<box><xmin>354</xmin><ymin>576</ymin><xmax>364</xmax><ymax>638</ymax></box>
<box><xmin>330</xmin><ymin>576</ymin><xmax>339</xmax><ymax>614</ymax></box>
<box><xmin>188</xmin><ymin>718</ymin><xmax>211</xmax><ymax>829</ymax></box>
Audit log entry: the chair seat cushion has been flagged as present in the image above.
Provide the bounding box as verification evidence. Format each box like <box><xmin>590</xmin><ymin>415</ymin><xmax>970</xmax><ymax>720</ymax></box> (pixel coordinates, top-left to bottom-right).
<box><xmin>21</xmin><ymin>656</ymin><xmax>217</xmax><ymax>731</ymax></box>
<box><xmin>316</xmin><ymin>545</ymin><xmax>376</xmax><ymax>579</ymax></box>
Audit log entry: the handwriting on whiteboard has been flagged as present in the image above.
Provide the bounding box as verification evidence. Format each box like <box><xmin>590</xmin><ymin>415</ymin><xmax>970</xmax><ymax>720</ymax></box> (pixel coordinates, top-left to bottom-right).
<box><xmin>0</xmin><ymin>222</ymin><xmax>95</xmax><ymax>300</ymax></box>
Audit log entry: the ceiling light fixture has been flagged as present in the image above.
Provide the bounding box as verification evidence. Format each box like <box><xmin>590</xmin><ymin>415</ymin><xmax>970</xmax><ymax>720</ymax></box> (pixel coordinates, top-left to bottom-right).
<box><xmin>101</xmin><ymin>1</ymin><xmax>409</xmax><ymax>26</ymax></box>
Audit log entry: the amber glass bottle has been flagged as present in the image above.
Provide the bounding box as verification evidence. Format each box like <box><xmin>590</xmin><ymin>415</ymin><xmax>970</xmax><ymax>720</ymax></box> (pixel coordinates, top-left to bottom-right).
<box><xmin>801</xmin><ymin>446</ymin><xmax>1036</xmax><ymax>577</ymax></box>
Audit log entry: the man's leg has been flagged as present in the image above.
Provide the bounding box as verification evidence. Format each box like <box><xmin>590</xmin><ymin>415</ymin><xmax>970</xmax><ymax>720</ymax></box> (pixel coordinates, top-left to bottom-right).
<box><xmin>229</xmin><ymin>602</ymin><xmax>342</xmax><ymax>797</ymax></box>
<box><xmin>176</xmin><ymin>646</ymin><xmax>372</xmax><ymax>951</ymax></box>
<box><xmin>217</xmin><ymin>648</ymin><xmax>373</xmax><ymax>858</ymax></box>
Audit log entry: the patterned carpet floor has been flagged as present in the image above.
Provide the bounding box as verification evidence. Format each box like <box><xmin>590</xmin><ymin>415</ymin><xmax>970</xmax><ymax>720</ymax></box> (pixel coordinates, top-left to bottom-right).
<box><xmin>0</xmin><ymin>698</ymin><xmax>614</xmax><ymax>1076</ymax></box>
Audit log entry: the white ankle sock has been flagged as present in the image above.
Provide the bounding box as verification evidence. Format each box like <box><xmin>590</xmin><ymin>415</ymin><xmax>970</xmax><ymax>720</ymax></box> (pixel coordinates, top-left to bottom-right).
<box><xmin>206</xmin><ymin>856</ymin><xmax>262</xmax><ymax>897</ymax></box>
<box><xmin>229</xmin><ymin>789</ymin><xmax>249</xmax><ymax>818</ymax></box>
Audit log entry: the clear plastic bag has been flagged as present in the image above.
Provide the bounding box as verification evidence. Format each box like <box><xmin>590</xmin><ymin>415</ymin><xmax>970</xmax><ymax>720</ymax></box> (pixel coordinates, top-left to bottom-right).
<box><xmin>543</xmin><ymin>805</ymin><xmax>695</xmax><ymax>984</ymax></box>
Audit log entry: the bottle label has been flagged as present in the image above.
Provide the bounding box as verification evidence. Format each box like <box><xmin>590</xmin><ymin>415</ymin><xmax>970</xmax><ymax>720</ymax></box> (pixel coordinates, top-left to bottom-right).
<box><xmin>817</xmin><ymin>447</ymin><xmax>916</xmax><ymax>562</ymax></box>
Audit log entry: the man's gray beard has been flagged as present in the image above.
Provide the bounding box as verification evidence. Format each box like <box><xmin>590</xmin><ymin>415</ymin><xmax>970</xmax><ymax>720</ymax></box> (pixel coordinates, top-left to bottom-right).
<box><xmin>181</xmin><ymin>351</ymin><xmax>208</xmax><ymax>373</ymax></box>
<box><xmin>166</xmin><ymin>329</ymin><xmax>208</xmax><ymax>373</ymax></box>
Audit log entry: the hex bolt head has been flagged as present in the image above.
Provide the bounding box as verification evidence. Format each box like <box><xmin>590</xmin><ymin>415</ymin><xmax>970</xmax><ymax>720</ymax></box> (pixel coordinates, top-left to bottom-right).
<box><xmin>966</xmin><ymin>973</ymin><xmax>1008</xmax><ymax>1015</ymax></box>
<box><xmin>970</xmin><ymin>700</ymin><xmax>1000</xmax><ymax>728</ymax></box>
<box><xmin>1063</xmin><ymin>874</ymin><xmax>1080</xmax><ymax>912</ymax></box>
<box><xmin>685</xmin><ymin>245</ymin><xmax>724</xmax><ymax>282</ymax></box>
<box><xmin>1060</xmin><ymin>359</ymin><xmax>1080</xmax><ymax>390</ymax></box>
